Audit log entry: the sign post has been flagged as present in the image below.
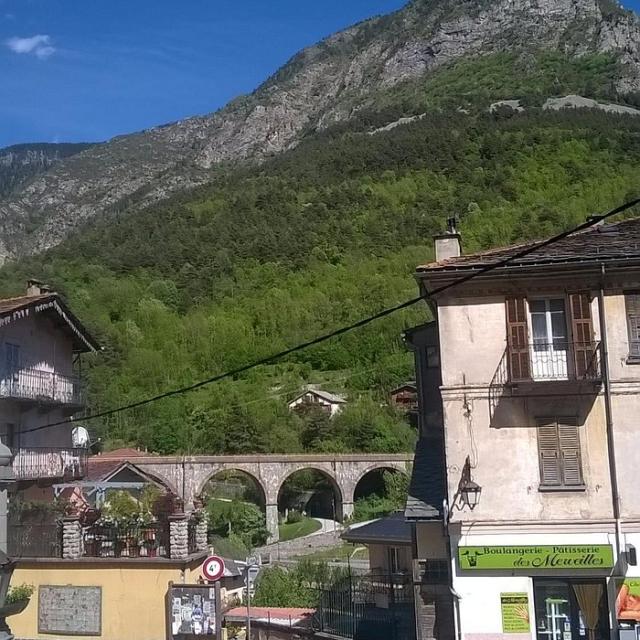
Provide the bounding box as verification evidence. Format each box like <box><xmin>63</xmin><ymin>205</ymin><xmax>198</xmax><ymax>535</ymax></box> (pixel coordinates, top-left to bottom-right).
<box><xmin>244</xmin><ymin>559</ymin><xmax>260</xmax><ymax>640</ymax></box>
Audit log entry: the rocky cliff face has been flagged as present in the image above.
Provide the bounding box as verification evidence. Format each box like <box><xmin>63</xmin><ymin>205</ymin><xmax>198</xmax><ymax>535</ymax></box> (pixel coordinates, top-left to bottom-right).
<box><xmin>1</xmin><ymin>0</ymin><xmax>639</xmax><ymax>262</ymax></box>
<box><xmin>0</xmin><ymin>143</ymin><xmax>93</xmax><ymax>198</ymax></box>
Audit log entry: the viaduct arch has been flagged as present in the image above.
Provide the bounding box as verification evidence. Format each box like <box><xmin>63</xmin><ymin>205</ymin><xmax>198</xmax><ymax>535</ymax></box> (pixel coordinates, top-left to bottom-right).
<box><xmin>126</xmin><ymin>453</ymin><xmax>412</xmax><ymax>542</ymax></box>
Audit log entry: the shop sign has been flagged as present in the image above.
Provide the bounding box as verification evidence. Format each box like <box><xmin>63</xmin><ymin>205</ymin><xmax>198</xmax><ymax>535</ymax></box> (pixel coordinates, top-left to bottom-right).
<box><xmin>500</xmin><ymin>593</ymin><xmax>531</xmax><ymax>633</ymax></box>
<box><xmin>458</xmin><ymin>545</ymin><xmax>614</xmax><ymax>570</ymax></box>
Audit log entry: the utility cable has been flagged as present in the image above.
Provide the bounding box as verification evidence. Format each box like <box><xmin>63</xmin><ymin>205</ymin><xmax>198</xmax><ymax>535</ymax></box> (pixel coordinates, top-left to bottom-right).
<box><xmin>22</xmin><ymin>196</ymin><xmax>640</xmax><ymax>435</ymax></box>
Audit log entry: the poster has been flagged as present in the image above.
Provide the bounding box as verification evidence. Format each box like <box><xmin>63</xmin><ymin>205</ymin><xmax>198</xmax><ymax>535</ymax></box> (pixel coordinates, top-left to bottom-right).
<box><xmin>169</xmin><ymin>586</ymin><xmax>217</xmax><ymax>637</ymax></box>
<box><xmin>616</xmin><ymin>579</ymin><xmax>640</xmax><ymax>621</ymax></box>
<box><xmin>501</xmin><ymin>592</ymin><xmax>531</xmax><ymax>633</ymax></box>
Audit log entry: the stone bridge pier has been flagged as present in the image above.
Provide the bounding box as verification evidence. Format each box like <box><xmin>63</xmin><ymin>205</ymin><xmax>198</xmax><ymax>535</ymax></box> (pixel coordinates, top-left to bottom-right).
<box><xmin>132</xmin><ymin>453</ymin><xmax>413</xmax><ymax>543</ymax></box>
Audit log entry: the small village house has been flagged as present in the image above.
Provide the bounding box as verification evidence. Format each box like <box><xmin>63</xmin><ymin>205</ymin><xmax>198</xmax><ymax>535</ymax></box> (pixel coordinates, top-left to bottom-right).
<box><xmin>406</xmin><ymin>217</ymin><xmax>640</xmax><ymax>640</ymax></box>
<box><xmin>287</xmin><ymin>387</ymin><xmax>346</xmax><ymax>417</ymax></box>
<box><xmin>390</xmin><ymin>382</ymin><xmax>419</xmax><ymax>412</ymax></box>
<box><xmin>0</xmin><ymin>281</ymin><xmax>100</xmax><ymax>545</ymax></box>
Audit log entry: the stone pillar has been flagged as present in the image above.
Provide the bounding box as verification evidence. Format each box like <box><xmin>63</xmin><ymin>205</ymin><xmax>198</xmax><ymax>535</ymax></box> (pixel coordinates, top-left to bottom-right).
<box><xmin>342</xmin><ymin>501</ymin><xmax>354</xmax><ymax>520</ymax></box>
<box><xmin>62</xmin><ymin>516</ymin><xmax>82</xmax><ymax>559</ymax></box>
<box><xmin>169</xmin><ymin>514</ymin><xmax>189</xmax><ymax>560</ymax></box>
<box><xmin>195</xmin><ymin>513</ymin><xmax>208</xmax><ymax>553</ymax></box>
<box><xmin>265</xmin><ymin>504</ymin><xmax>279</xmax><ymax>544</ymax></box>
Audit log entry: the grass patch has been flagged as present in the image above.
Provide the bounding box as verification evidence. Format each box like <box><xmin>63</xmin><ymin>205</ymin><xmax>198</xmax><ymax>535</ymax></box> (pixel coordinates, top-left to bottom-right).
<box><xmin>209</xmin><ymin>534</ymin><xmax>249</xmax><ymax>561</ymax></box>
<box><xmin>278</xmin><ymin>516</ymin><xmax>322</xmax><ymax>541</ymax></box>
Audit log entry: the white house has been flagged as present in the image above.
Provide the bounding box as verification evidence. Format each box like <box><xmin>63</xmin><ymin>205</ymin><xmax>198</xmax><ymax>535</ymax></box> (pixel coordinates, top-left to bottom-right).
<box><xmin>287</xmin><ymin>387</ymin><xmax>347</xmax><ymax>417</ymax></box>
<box><xmin>0</xmin><ymin>280</ymin><xmax>99</xmax><ymax>488</ymax></box>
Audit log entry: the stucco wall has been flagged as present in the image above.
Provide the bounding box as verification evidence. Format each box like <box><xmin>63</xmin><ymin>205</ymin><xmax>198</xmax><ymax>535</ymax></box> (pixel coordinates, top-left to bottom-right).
<box><xmin>10</xmin><ymin>559</ymin><xmax>204</xmax><ymax>640</ymax></box>
<box><xmin>368</xmin><ymin>543</ymin><xmax>412</xmax><ymax>573</ymax></box>
<box><xmin>435</xmin><ymin>289</ymin><xmax>640</xmax><ymax>525</ymax></box>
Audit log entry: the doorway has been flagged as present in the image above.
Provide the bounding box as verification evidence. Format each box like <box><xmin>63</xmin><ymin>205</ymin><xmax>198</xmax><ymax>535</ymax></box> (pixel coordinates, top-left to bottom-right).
<box><xmin>534</xmin><ymin>579</ymin><xmax>609</xmax><ymax>640</ymax></box>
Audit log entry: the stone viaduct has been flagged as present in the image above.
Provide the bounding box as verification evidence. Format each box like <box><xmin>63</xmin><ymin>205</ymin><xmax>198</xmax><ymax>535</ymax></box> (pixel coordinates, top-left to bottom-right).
<box><xmin>129</xmin><ymin>453</ymin><xmax>413</xmax><ymax>543</ymax></box>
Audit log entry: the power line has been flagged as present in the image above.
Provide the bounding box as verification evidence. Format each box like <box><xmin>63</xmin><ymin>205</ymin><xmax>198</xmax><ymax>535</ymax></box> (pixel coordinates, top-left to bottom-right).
<box><xmin>23</xmin><ymin>197</ymin><xmax>640</xmax><ymax>435</ymax></box>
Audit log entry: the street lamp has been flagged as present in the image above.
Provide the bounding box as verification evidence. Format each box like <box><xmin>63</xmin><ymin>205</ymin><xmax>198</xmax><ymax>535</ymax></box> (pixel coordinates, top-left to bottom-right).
<box><xmin>459</xmin><ymin>478</ymin><xmax>481</xmax><ymax>511</ymax></box>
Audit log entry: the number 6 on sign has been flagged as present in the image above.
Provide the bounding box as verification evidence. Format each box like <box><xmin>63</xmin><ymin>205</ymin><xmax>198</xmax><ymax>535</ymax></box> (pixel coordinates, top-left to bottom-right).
<box><xmin>202</xmin><ymin>555</ymin><xmax>225</xmax><ymax>582</ymax></box>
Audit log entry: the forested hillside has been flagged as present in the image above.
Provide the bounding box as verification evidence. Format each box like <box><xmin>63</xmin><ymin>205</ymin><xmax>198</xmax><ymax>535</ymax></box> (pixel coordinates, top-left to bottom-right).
<box><xmin>3</xmin><ymin>53</ymin><xmax>640</xmax><ymax>454</ymax></box>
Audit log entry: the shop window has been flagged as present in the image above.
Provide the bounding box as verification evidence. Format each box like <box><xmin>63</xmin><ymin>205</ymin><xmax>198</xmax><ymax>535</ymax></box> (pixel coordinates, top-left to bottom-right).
<box><xmin>534</xmin><ymin>579</ymin><xmax>607</xmax><ymax>640</ymax></box>
<box><xmin>625</xmin><ymin>292</ymin><xmax>640</xmax><ymax>361</ymax></box>
<box><xmin>537</xmin><ymin>419</ymin><xmax>584</xmax><ymax>489</ymax></box>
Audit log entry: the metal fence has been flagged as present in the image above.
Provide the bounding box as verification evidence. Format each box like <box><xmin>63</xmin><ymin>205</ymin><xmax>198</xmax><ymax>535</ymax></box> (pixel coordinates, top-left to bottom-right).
<box><xmin>8</xmin><ymin>522</ymin><xmax>62</xmax><ymax>558</ymax></box>
<box><xmin>82</xmin><ymin>522</ymin><xmax>169</xmax><ymax>558</ymax></box>
<box><xmin>313</xmin><ymin>571</ymin><xmax>415</xmax><ymax>640</ymax></box>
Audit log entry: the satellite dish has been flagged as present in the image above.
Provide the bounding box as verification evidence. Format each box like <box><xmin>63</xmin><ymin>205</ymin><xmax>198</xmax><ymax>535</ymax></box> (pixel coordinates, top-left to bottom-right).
<box><xmin>72</xmin><ymin>426</ymin><xmax>90</xmax><ymax>448</ymax></box>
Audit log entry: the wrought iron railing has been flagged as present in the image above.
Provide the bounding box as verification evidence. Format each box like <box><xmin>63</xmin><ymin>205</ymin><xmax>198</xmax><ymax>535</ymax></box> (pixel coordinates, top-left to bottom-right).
<box><xmin>12</xmin><ymin>447</ymin><xmax>88</xmax><ymax>481</ymax></box>
<box><xmin>313</xmin><ymin>571</ymin><xmax>415</xmax><ymax>640</ymax></box>
<box><xmin>82</xmin><ymin>522</ymin><xmax>169</xmax><ymax>558</ymax></box>
<box><xmin>8</xmin><ymin>522</ymin><xmax>62</xmax><ymax>558</ymax></box>
<box><xmin>493</xmin><ymin>341</ymin><xmax>602</xmax><ymax>385</ymax></box>
<box><xmin>0</xmin><ymin>367</ymin><xmax>84</xmax><ymax>406</ymax></box>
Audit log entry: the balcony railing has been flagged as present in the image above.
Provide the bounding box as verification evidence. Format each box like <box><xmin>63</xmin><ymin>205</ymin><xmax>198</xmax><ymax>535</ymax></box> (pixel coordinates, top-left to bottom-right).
<box><xmin>83</xmin><ymin>522</ymin><xmax>170</xmax><ymax>558</ymax></box>
<box><xmin>0</xmin><ymin>367</ymin><xmax>85</xmax><ymax>406</ymax></box>
<box><xmin>493</xmin><ymin>341</ymin><xmax>602</xmax><ymax>386</ymax></box>
<box><xmin>12</xmin><ymin>447</ymin><xmax>88</xmax><ymax>481</ymax></box>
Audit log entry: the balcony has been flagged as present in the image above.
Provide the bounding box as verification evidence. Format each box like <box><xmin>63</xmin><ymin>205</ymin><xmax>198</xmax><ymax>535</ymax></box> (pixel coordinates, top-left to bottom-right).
<box><xmin>493</xmin><ymin>341</ymin><xmax>602</xmax><ymax>386</ymax></box>
<box><xmin>0</xmin><ymin>367</ymin><xmax>85</xmax><ymax>407</ymax></box>
<box><xmin>489</xmin><ymin>341</ymin><xmax>602</xmax><ymax>423</ymax></box>
<box><xmin>12</xmin><ymin>447</ymin><xmax>88</xmax><ymax>481</ymax></box>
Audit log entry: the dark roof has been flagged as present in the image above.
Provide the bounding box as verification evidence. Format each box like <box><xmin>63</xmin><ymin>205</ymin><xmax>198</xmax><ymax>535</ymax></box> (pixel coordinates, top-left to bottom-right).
<box><xmin>405</xmin><ymin>437</ymin><xmax>446</xmax><ymax>521</ymax></box>
<box><xmin>416</xmin><ymin>217</ymin><xmax>640</xmax><ymax>274</ymax></box>
<box><xmin>342</xmin><ymin>512</ymin><xmax>412</xmax><ymax>545</ymax></box>
<box><xmin>0</xmin><ymin>293</ymin><xmax>99</xmax><ymax>352</ymax></box>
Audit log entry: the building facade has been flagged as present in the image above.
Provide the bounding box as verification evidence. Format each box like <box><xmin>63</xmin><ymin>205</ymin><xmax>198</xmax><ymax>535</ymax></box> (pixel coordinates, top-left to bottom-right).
<box><xmin>408</xmin><ymin>218</ymin><xmax>640</xmax><ymax>640</ymax></box>
<box><xmin>0</xmin><ymin>281</ymin><xmax>99</xmax><ymax>497</ymax></box>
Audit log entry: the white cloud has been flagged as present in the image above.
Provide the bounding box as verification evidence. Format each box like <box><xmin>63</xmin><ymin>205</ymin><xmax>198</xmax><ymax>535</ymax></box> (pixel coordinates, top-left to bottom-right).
<box><xmin>6</xmin><ymin>34</ymin><xmax>56</xmax><ymax>59</ymax></box>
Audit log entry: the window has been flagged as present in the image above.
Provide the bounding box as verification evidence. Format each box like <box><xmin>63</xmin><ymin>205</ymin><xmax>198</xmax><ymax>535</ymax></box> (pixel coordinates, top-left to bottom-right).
<box><xmin>529</xmin><ymin>299</ymin><xmax>569</xmax><ymax>380</ymax></box>
<box><xmin>625</xmin><ymin>293</ymin><xmax>640</xmax><ymax>360</ymax></box>
<box><xmin>1</xmin><ymin>424</ymin><xmax>16</xmax><ymax>449</ymax></box>
<box><xmin>537</xmin><ymin>419</ymin><xmax>584</xmax><ymax>489</ymax></box>
<box><xmin>388</xmin><ymin>547</ymin><xmax>401</xmax><ymax>574</ymax></box>
<box><xmin>3</xmin><ymin>343</ymin><xmax>19</xmax><ymax>374</ymax></box>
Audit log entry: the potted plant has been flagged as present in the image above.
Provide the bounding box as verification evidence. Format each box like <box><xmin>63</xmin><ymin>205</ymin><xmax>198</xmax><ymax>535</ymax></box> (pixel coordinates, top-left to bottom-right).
<box><xmin>1</xmin><ymin>584</ymin><xmax>34</xmax><ymax>617</ymax></box>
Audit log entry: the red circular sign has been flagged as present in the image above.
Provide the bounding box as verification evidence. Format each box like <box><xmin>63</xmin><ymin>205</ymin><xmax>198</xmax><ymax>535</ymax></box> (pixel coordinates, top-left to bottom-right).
<box><xmin>202</xmin><ymin>555</ymin><xmax>225</xmax><ymax>581</ymax></box>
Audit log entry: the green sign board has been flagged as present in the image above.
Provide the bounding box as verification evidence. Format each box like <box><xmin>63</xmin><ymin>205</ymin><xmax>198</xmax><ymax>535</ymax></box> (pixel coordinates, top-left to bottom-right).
<box><xmin>458</xmin><ymin>545</ymin><xmax>614</xmax><ymax>570</ymax></box>
<box><xmin>501</xmin><ymin>593</ymin><xmax>531</xmax><ymax>633</ymax></box>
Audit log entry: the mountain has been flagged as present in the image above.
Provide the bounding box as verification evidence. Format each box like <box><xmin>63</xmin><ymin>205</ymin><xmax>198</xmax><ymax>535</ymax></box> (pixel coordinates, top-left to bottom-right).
<box><xmin>1</xmin><ymin>0</ymin><xmax>640</xmax><ymax>262</ymax></box>
<box><xmin>3</xmin><ymin>0</ymin><xmax>640</xmax><ymax>455</ymax></box>
<box><xmin>0</xmin><ymin>142</ymin><xmax>94</xmax><ymax>198</ymax></box>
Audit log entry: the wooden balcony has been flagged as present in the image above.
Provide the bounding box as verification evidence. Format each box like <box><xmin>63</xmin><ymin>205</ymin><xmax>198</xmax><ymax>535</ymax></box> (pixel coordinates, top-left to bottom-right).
<box><xmin>0</xmin><ymin>367</ymin><xmax>85</xmax><ymax>407</ymax></box>
<box><xmin>12</xmin><ymin>446</ymin><xmax>88</xmax><ymax>481</ymax></box>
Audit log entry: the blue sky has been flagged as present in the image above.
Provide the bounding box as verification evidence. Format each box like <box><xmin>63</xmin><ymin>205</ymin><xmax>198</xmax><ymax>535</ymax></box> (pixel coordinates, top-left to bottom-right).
<box><xmin>0</xmin><ymin>0</ymin><xmax>406</xmax><ymax>147</ymax></box>
<box><xmin>1</xmin><ymin>0</ymin><xmax>639</xmax><ymax>148</ymax></box>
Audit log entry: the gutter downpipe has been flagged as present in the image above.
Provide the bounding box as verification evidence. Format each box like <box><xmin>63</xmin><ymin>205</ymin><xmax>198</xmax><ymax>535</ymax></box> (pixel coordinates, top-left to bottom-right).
<box><xmin>598</xmin><ymin>264</ymin><xmax>623</xmax><ymax>572</ymax></box>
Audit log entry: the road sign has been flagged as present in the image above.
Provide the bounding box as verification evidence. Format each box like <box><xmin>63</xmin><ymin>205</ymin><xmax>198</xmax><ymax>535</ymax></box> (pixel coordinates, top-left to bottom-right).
<box><xmin>244</xmin><ymin>564</ymin><xmax>260</xmax><ymax>588</ymax></box>
<box><xmin>202</xmin><ymin>555</ymin><xmax>225</xmax><ymax>582</ymax></box>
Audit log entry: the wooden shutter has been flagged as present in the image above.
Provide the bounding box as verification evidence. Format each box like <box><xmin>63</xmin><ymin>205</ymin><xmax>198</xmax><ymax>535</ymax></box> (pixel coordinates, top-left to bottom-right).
<box><xmin>506</xmin><ymin>297</ymin><xmax>530</xmax><ymax>381</ymax></box>
<box><xmin>625</xmin><ymin>293</ymin><xmax>640</xmax><ymax>358</ymax></box>
<box><xmin>569</xmin><ymin>293</ymin><xmax>595</xmax><ymax>379</ymax></box>
<box><xmin>558</xmin><ymin>421</ymin><xmax>583</xmax><ymax>486</ymax></box>
<box><xmin>537</xmin><ymin>423</ymin><xmax>561</xmax><ymax>486</ymax></box>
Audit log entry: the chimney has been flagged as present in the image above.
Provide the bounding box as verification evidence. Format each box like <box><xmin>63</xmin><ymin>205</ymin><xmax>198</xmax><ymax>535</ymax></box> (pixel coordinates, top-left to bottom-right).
<box><xmin>433</xmin><ymin>217</ymin><xmax>462</xmax><ymax>262</ymax></box>
<box><xmin>26</xmin><ymin>279</ymin><xmax>52</xmax><ymax>297</ymax></box>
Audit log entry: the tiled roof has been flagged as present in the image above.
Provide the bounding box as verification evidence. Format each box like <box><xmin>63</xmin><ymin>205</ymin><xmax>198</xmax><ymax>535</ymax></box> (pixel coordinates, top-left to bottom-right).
<box><xmin>85</xmin><ymin>450</ymin><xmax>150</xmax><ymax>482</ymax></box>
<box><xmin>0</xmin><ymin>292</ymin><xmax>99</xmax><ymax>351</ymax></box>
<box><xmin>342</xmin><ymin>512</ymin><xmax>412</xmax><ymax>545</ymax></box>
<box><xmin>417</xmin><ymin>217</ymin><xmax>640</xmax><ymax>273</ymax></box>
<box><xmin>405</xmin><ymin>437</ymin><xmax>446</xmax><ymax>521</ymax></box>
